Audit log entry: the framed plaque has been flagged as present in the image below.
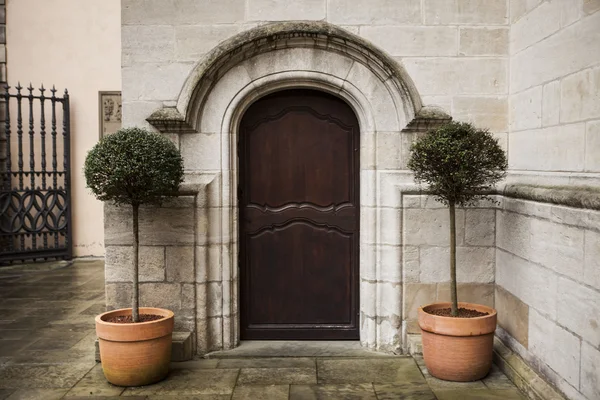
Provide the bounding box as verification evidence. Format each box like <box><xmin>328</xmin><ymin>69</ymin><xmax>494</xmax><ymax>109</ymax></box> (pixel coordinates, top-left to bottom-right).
<box><xmin>99</xmin><ymin>91</ymin><xmax>122</xmax><ymax>138</ymax></box>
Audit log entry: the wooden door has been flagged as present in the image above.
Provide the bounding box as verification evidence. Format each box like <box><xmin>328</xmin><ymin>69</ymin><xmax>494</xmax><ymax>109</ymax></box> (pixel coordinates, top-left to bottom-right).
<box><xmin>239</xmin><ymin>89</ymin><xmax>360</xmax><ymax>340</ymax></box>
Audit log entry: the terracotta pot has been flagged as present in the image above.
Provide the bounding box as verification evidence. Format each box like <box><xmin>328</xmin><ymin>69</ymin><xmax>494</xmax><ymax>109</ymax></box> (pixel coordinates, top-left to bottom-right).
<box><xmin>95</xmin><ymin>307</ymin><xmax>174</xmax><ymax>387</ymax></box>
<box><xmin>418</xmin><ymin>302</ymin><xmax>497</xmax><ymax>382</ymax></box>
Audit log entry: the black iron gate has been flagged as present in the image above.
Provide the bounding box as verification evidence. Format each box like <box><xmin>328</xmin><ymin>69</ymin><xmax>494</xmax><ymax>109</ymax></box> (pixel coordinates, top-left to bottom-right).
<box><xmin>0</xmin><ymin>83</ymin><xmax>72</xmax><ymax>264</ymax></box>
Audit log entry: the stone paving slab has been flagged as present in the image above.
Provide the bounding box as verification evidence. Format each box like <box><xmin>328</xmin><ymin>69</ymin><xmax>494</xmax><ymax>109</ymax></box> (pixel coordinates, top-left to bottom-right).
<box><xmin>237</xmin><ymin>367</ymin><xmax>317</xmax><ymax>385</ymax></box>
<box><xmin>290</xmin><ymin>383</ymin><xmax>377</xmax><ymax>399</ymax></box>
<box><xmin>121</xmin><ymin>368</ymin><xmax>239</xmax><ymax>396</ymax></box>
<box><xmin>374</xmin><ymin>382</ymin><xmax>437</xmax><ymax>400</ymax></box>
<box><xmin>232</xmin><ymin>385</ymin><xmax>289</xmax><ymax>399</ymax></box>
<box><xmin>317</xmin><ymin>358</ymin><xmax>426</xmax><ymax>384</ymax></box>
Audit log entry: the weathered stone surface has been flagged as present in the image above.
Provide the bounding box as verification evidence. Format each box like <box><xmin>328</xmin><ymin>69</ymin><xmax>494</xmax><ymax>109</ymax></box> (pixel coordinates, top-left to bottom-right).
<box><xmin>123</xmin><ymin>368</ymin><xmax>238</xmax><ymax>396</ymax></box>
<box><xmin>482</xmin><ymin>364</ymin><xmax>520</xmax><ymax>390</ymax></box>
<box><xmin>510</xmin><ymin>0</ymin><xmax>543</xmax><ymax>23</ymax></box>
<box><xmin>495</xmin><ymin>285</ymin><xmax>529</xmax><ymax>348</ymax></box>
<box><xmin>166</xmin><ymin>246</ymin><xmax>194</xmax><ymax>283</ymax></box>
<box><xmin>121</xmin><ymin>100</ymin><xmax>162</xmax><ymax>130</ymax></box>
<box><xmin>171</xmin><ymin>332</ymin><xmax>194</xmax><ymax>362</ymax></box>
<box><xmin>404</xmin><ymin>209</ymin><xmax>465</xmax><ymax>246</ymax></box>
<box><xmin>437</xmin><ymin>283</ymin><xmax>494</xmax><ymax>308</ymax></box>
<box><xmin>561</xmin><ymin>66</ymin><xmax>600</xmax><ymax>123</ymax></box>
<box><xmin>175</xmin><ymin>25</ymin><xmax>245</xmax><ymax>62</ymax></box>
<box><xmin>0</xmin><ymin>364</ymin><xmax>93</xmax><ymax>389</ymax></box>
<box><xmin>510</xmin><ymin>1</ymin><xmax>561</xmax><ymax>54</ymax></box>
<box><xmin>557</xmin><ymin>277</ymin><xmax>600</xmax><ymax>348</ymax></box>
<box><xmin>586</xmin><ymin>121</ymin><xmax>600</xmax><ymax>172</ymax></box>
<box><xmin>122</xmin><ymin>25</ymin><xmax>174</xmax><ymax>66</ymax></box>
<box><xmin>404</xmin><ymin>283</ymin><xmax>437</xmax><ymax>321</ymax></box>
<box><xmin>420</xmin><ymin>247</ymin><xmax>495</xmax><ymax>283</ymax></box>
<box><xmin>508</xmin><ymin>124</ymin><xmax>586</xmax><ymax>171</ymax></box>
<box><xmin>2</xmin><ymin>389</ymin><xmax>69</xmax><ymax>399</ymax></box>
<box><xmin>423</xmin><ymin>0</ymin><xmax>507</xmax><ymax>25</ymax></box>
<box><xmin>433</xmin><ymin>389</ymin><xmax>526</xmax><ymax>400</ymax></box>
<box><xmin>465</xmin><ymin>209</ymin><xmax>495</xmax><ymax>246</ymax></box>
<box><xmin>197</xmin><ymin>282</ymin><xmax>223</xmax><ymax>318</ymax></box>
<box><xmin>123</xmin><ymin>0</ymin><xmax>245</xmax><ymax>24</ymax></box>
<box><xmin>510</xmin><ymin>86</ymin><xmax>542</xmax><ymax>132</ymax></box>
<box><xmin>237</xmin><ymin>368</ymin><xmax>316</xmax><ymax>385</ymax></box>
<box><xmin>233</xmin><ymin>385</ymin><xmax>289</xmax><ymax>400</ymax></box>
<box><xmin>375</xmin><ymin>132</ymin><xmax>403</xmax><ymax>170</ymax></box>
<box><xmin>122</xmin><ymin>62</ymin><xmax>194</xmax><ymax>101</ymax></box>
<box><xmin>528</xmin><ymin>309</ymin><xmax>581</xmax><ymax>387</ymax></box>
<box><xmin>580</xmin><ymin>341</ymin><xmax>600</xmax><ymax>400</ymax></box>
<box><xmin>584</xmin><ymin>229</ymin><xmax>600</xmax><ymax>290</ymax></box>
<box><xmin>291</xmin><ymin>384</ymin><xmax>377</xmax><ymax>399</ymax></box>
<box><xmin>452</xmin><ymin>96</ymin><xmax>508</xmax><ymax>132</ymax></box>
<box><xmin>584</xmin><ymin>0</ymin><xmax>600</xmax><ymax>14</ymax></box>
<box><xmin>459</xmin><ymin>27</ymin><xmax>508</xmax><ymax>56</ymax></box>
<box><xmin>248</xmin><ymin>0</ymin><xmax>325</xmax><ymax>21</ymax></box>
<box><xmin>105</xmin><ymin>245</ymin><xmax>165</xmax><ymax>282</ymax></box>
<box><xmin>317</xmin><ymin>358</ymin><xmax>424</xmax><ymax>384</ymax></box>
<box><xmin>328</xmin><ymin>0</ymin><xmax>420</xmax><ymax>24</ymax></box>
<box><xmin>361</xmin><ymin>26</ymin><xmax>457</xmax><ymax>56</ymax></box>
<box><xmin>139</xmin><ymin>283</ymin><xmax>182</xmax><ymax>311</ymax></box>
<box><xmin>180</xmin><ymin>133</ymin><xmax>221</xmax><ymax>171</ymax></box>
<box><xmin>64</xmin><ymin>364</ymin><xmax>124</xmax><ymax>397</ymax></box>
<box><xmin>403</xmin><ymin>58</ymin><xmax>507</xmax><ymax>96</ymax></box>
<box><xmin>541</xmin><ymin>80</ymin><xmax>560</xmax><ymax>127</ymax></box>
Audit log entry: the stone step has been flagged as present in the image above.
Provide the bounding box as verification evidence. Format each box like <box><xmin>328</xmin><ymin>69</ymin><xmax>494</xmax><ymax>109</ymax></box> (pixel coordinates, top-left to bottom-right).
<box><xmin>95</xmin><ymin>331</ymin><xmax>193</xmax><ymax>362</ymax></box>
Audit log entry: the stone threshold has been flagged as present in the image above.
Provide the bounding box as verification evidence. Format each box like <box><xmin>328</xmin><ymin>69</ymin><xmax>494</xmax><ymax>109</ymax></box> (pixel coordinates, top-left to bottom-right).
<box><xmin>205</xmin><ymin>340</ymin><xmax>396</xmax><ymax>358</ymax></box>
<box><xmin>407</xmin><ymin>333</ymin><xmax>566</xmax><ymax>400</ymax></box>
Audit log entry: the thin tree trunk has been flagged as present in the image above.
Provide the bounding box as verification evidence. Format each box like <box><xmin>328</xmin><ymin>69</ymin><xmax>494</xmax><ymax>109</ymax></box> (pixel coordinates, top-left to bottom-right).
<box><xmin>449</xmin><ymin>202</ymin><xmax>458</xmax><ymax>317</ymax></box>
<box><xmin>132</xmin><ymin>203</ymin><xmax>140</xmax><ymax>322</ymax></box>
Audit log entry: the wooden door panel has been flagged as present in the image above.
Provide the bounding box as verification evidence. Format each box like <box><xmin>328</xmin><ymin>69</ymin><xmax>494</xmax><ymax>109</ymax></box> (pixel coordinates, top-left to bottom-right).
<box><xmin>240</xmin><ymin>89</ymin><xmax>359</xmax><ymax>340</ymax></box>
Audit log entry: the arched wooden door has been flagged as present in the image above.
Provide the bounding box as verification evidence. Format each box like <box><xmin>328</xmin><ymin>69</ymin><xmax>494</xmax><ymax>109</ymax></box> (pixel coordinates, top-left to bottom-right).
<box><xmin>239</xmin><ymin>89</ymin><xmax>360</xmax><ymax>340</ymax></box>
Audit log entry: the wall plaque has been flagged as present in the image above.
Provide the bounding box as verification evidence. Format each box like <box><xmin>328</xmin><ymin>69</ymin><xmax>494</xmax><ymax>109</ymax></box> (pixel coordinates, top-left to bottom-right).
<box><xmin>99</xmin><ymin>91</ymin><xmax>122</xmax><ymax>138</ymax></box>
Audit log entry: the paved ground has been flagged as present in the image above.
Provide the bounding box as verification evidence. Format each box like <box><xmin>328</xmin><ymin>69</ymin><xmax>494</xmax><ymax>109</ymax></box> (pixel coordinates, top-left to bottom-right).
<box><xmin>0</xmin><ymin>260</ymin><xmax>527</xmax><ymax>399</ymax></box>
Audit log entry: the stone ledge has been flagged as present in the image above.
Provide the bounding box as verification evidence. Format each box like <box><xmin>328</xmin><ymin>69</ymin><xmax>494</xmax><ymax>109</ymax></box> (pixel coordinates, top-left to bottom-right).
<box><xmin>146</xmin><ymin>107</ymin><xmax>196</xmax><ymax>134</ymax></box>
<box><xmin>502</xmin><ymin>184</ymin><xmax>600</xmax><ymax>211</ymax></box>
<box><xmin>95</xmin><ymin>331</ymin><xmax>193</xmax><ymax>362</ymax></box>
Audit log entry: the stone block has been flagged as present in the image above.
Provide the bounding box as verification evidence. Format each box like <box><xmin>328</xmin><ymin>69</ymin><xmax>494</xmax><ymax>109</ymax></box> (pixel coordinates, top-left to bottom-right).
<box><xmin>561</xmin><ymin>66</ymin><xmax>600</xmax><ymax>123</ymax></box>
<box><xmin>508</xmin><ymin>124</ymin><xmax>586</xmax><ymax>171</ymax></box>
<box><xmin>380</xmin><ymin>208</ymin><xmax>401</xmax><ymax>246</ymax></box>
<box><xmin>105</xmin><ymin>245</ymin><xmax>165</xmax><ymax>282</ymax></box>
<box><xmin>528</xmin><ymin>308</ymin><xmax>581</xmax><ymax>387</ymax></box>
<box><xmin>180</xmin><ymin>133</ymin><xmax>221</xmax><ymax>171</ymax></box>
<box><xmin>166</xmin><ymin>246</ymin><xmax>194</xmax><ymax>283</ymax></box>
<box><xmin>584</xmin><ymin>229</ymin><xmax>600</xmax><ymax>290</ymax></box>
<box><xmin>122</xmin><ymin>25</ymin><xmax>175</xmax><ymax>66</ymax></box>
<box><xmin>404</xmin><ymin>208</ymin><xmax>465</xmax><ymax>246</ymax></box>
<box><xmin>496</xmin><ymin>250</ymin><xmax>558</xmax><ymax>318</ymax></box>
<box><xmin>196</xmin><ymin>207</ymin><xmax>231</xmax><ymax>246</ymax></box>
<box><xmin>106</xmin><ymin>283</ymin><xmax>132</xmax><ymax>310</ymax></box>
<box><xmin>541</xmin><ymin>80</ymin><xmax>560</xmax><ymax>127</ymax></box>
<box><xmin>174</xmin><ymin>25</ymin><xmax>244</xmax><ymax>62</ymax></box>
<box><xmin>509</xmin><ymin>86</ymin><xmax>542</xmax><ymax>132</ymax></box>
<box><xmin>140</xmin><ymin>282</ymin><xmax>182</xmax><ymax>311</ymax></box>
<box><xmin>403</xmin><ymin>246</ymin><xmax>420</xmax><ymax>283</ymax></box>
<box><xmin>360</xmin><ymin>26</ymin><xmax>457</xmax><ymax>56</ymax></box>
<box><xmin>459</xmin><ymin>27</ymin><xmax>508</xmax><ymax>56</ymax></box>
<box><xmin>437</xmin><ymin>283</ymin><xmax>494</xmax><ymax>308</ymax></box>
<box><xmin>510</xmin><ymin>1</ymin><xmax>561</xmax><ymax>54</ymax></box>
<box><xmin>122</xmin><ymin>62</ymin><xmax>194</xmax><ymax>102</ymax></box>
<box><xmin>495</xmin><ymin>285</ymin><xmax>529</xmax><ymax>348</ymax></box>
<box><xmin>584</xmin><ymin>0</ymin><xmax>600</xmax><ymax>14</ymax></box>
<box><xmin>510</xmin><ymin>11</ymin><xmax>600</xmax><ymax>92</ymax></box>
<box><xmin>121</xmin><ymin>100</ymin><xmax>162</xmax><ymax>129</ymax></box>
<box><xmin>407</xmin><ymin>334</ymin><xmax>423</xmax><ymax>355</ymax></box>
<box><xmin>581</xmin><ymin>341</ymin><xmax>600</xmax><ymax>400</ymax></box>
<box><xmin>509</xmin><ymin>0</ymin><xmax>543</xmax><ymax>23</ymax></box>
<box><xmin>423</xmin><ymin>0</ymin><xmax>508</xmax><ymax>25</ymax></box>
<box><xmin>377</xmin><ymin>245</ymin><xmax>402</xmax><ymax>282</ymax></box>
<box><xmin>123</xmin><ymin>0</ymin><xmax>245</xmax><ymax>24</ymax></box>
<box><xmin>420</xmin><ymin>246</ymin><xmax>495</xmax><ymax>283</ymax></box>
<box><xmin>452</xmin><ymin>96</ymin><xmax>508</xmax><ymax>133</ymax></box>
<box><xmin>586</xmin><ymin>121</ymin><xmax>600</xmax><ymax>172</ymax></box>
<box><xmin>327</xmin><ymin>0</ymin><xmax>421</xmax><ymax>25</ymax></box>
<box><xmin>402</xmin><ymin>58</ymin><xmax>507</xmax><ymax>96</ymax></box>
<box><xmin>404</xmin><ymin>283</ymin><xmax>436</xmax><ymax>320</ymax></box>
<box><xmin>375</xmin><ymin>132</ymin><xmax>403</xmax><ymax>170</ymax></box>
<box><xmin>248</xmin><ymin>0</ymin><xmax>325</xmax><ymax>20</ymax></box>
<box><xmin>197</xmin><ymin>282</ymin><xmax>223</xmax><ymax>319</ymax></box>
<box><xmin>465</xmin><ymin>209</ymin><xmax>495</xmax><ymax>246</ymax></box>
<box><xmin>557</xmin><ymin>277</ymin><xmax>600</xmax><ymax>348</ymax></box>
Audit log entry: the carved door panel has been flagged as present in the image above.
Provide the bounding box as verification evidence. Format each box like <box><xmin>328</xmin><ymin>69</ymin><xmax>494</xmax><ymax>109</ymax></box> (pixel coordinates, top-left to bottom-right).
<box><xmin>239</xmin><ymin>89</ymin><xmax>360</xmax><ymax>339</ymax></box>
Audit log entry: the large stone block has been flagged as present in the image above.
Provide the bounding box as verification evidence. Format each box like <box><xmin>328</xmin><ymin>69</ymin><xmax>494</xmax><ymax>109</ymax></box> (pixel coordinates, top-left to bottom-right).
<box><xmin>122</xmin><ymin>25</ymin><xmax>175</xmax><ymax>66</ymax></box>
<box><xmin>509</xmin><ymin>0</ymin><xmax>543</xmax><ymax>23</ymax></box>
<box><xmin>557</xmin><ymin>277</ymin><xmax>600</xmax><ymax>348</ymax></box>
<box><xmin>360</xmin><ymin>26</ymin><xmax>457</xmax><ymax>56</ymax></box>
<box><xmin>465</xmin><ymin>209</ymin><xmax>495</xmax><ymax>246</ymax></box>
<box><xmin>180</xmin><ymin>133</ymin><xmax>221</xmax><ymax>171</ymax></box>
<box><xmin>584</xmin><ymin>230</ymin><xmax>600</xmax><ymax>291</ymax></box>
<box><xmin>423</xmin><ymin>0</ymin><xmax>508</xmax><ymax>25</ymax></box>
<box><xmin>140</xmin><ymin>282</ymin><xmax>182</xmax><ymax>311</ymax></box>
<box><xmin>404</xmin><ymin>283</ymin><xmax>437</xmax><ymax>321</ymax></box>
<box><xmin>419</xmin><ymin>246</ymin><xmax>495</xmax><ymax>283</ymax></box>
<box><xmin>402</xmin><ymin>58</ymin><xmax>507</xmax><ymax>96</ymax></box>
<box><xmin>437</xmin><ymin>283</ymin><xmax>494</xmax><ymax>308</ymax></box>
<box><xmin>327</xmin><ymin>0</ymin><xmax>421</xmax><ymax>25</ymax></box>
<box><xmin>561</xmin><ymin>66</ymin><xmax>600</xmax><ymax>123</ymax></box>
<box><xmin>375</xmin><ymin>132</ymin><xmax>403</xmax><ymax>170</ymax></box>
<box><xmin>508</xmin><ymin>123</ymin><xmax>585</xmax><ymax>171</ymax></box>
<box><xmin>528</xmin><ymin>308</ymin><xmax>581</xmax><ymax>387</ymax></box>
<box><xmin>452</xmin><ymin>96</ymin><xmax>508</xmax><ymax>133</ymax></box>
<box><xmin>541</xmin><ymin>80</ymin><xmax>560</xmax><ymax>127</ymax></box>
<box><xmin>123</xmin><ymin>0</ymin><xmax>245</xmax><ymax>24</ymax></box>
<box><xmin>248</xmin><ymin>0</ymin><xmax>325</xmax><ymax>20</ymax></box>
<box><xmin>509</xmin><ymin>86</ymin><xmax>542</xmax><ymax>132</ymax></box>
<box><xmin>174</xmin><ymin>25</ymin><xmax>245</xmax><ymax>62</ymax></box>
<box><xmin>197</xmin><ymin>282</ymin><xmax>223</xmax><ymax>319</ymax></box>
<box><xmin>106</xmin><ymin>283</ymin><xmax>132</xmax><ymax>310</ymax></box>
<box><xmin>105</xmin><ymin>245</ymin><xmax>166</xmax><ymax>282</ymax></box>
<box><xmin>510</xmin><ymin>11</ymin><xmax>600</xmax><ymax>92</ymax></box>
<box><xmin>404</xmin><ymin>208</ymin><xmax>465</xmax><ymax>246</ymax></box>
<box><xmin>496</xmin><ymin>250</ymin><xmax>558</xmax><ymax>318</ymax></box>
<box><xmin>122</xmin><ymin>62</ymin><xmax>194</xmax><ymax>102</ymax></box>
<box><xmin>510</xmin><ymin>1</ymin><xmax>561</xmax><ymax>54</ymax></box>
<box><xmin>495</xmin><ymin>285</ymin><xmax>529</xmax><ymax>348</ymax></box>
<box><xmin>459</xmin><ymin>27</ymin><xmax>508</xmax><ymax>56</ymax></box>
<box><xmin>581</xmin><ymin>342</ymin><xmax>600</xmax><ymax>400</ymax></box>
<box><xmin>166</xmin><ymin>246</ymin><xmax>194</xmax><ymax>283</ymax></box>
<box><xmin>586</xmin><ymin>121</ymin><xmax>600</xmax><ymax>172</ymax></box>
<box><xmin>121</xmin><ymin>100</ymin><xmax>162</xmax><ymax>129</ymax></box>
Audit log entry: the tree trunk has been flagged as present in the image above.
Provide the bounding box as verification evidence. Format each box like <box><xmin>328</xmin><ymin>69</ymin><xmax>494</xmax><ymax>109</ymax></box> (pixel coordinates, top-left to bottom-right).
<box><xmin>132</xmin><ymin>203</ymin><xmax>140</xmax><ymax>322</ymax></box>
<box><xmin>449</xmin><ymin>202</ymin><xmax>458</xmax><ymax>317</ymax></box>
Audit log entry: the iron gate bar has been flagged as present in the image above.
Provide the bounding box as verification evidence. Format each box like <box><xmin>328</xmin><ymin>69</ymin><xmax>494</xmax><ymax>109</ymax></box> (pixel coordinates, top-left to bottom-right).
<box><xmin>0</xmin><ymin>83</ymin><xmax>72</xmax><ymax>264</ymax></box>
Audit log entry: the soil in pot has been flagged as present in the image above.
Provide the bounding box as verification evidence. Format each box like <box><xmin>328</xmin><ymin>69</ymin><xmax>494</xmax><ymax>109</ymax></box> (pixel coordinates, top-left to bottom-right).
<box><xmin>105</xmin><ymin>314</ymin><xmax>164</xmax><ymax>323</ymax></box>
<box><xmin>426</xmin><ymin>307</ymin><xmax>489</xmax><ymax>318</ymax></box>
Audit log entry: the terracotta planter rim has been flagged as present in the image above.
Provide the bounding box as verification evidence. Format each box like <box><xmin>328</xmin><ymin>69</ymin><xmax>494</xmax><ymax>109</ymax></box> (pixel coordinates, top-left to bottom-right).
<box><xmin>95</xmin><ymin>307</ymin><xmax>174</xmax><ymax>326</ymax></box>
<box><xmin>418</xmin><ymin>302</ymin><xmax>497</xmax><ymax>320</ymax></box>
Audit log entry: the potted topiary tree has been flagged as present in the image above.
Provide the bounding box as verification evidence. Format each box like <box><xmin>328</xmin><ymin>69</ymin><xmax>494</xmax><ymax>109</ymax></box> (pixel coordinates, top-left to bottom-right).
<box><xmin>84</xmin><ymin>127</ymin><xmax>184</xmax><ymax>387</ymax></box>
<box><xmin>408</xmin><ymin>121</ymin><xmax>507</xmax><ymax>382</ymax></box>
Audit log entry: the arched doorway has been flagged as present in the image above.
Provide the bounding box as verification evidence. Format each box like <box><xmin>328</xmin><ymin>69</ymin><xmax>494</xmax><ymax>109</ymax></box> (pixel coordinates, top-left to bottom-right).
<box><xmin>239</xmin><ymin>89</ymin><xmax>360</xmax><ymax>340</ymax></box>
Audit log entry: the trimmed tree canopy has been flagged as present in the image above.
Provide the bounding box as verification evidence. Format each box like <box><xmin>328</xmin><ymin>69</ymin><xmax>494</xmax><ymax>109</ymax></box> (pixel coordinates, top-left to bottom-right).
<box><xmin>84</xmin><ymin>127</ymin><xmax>184</xmax><ymax>206</ymax></box>
<box><xmin>407</xmin><ymin>121</ymin><xmax>507</xmax><ymax>206</ymax></box>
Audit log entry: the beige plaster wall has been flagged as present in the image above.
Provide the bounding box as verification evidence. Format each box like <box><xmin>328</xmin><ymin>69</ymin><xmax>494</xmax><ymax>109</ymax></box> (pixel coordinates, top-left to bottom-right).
<box><xmin>7</xmin><ymin>0</ymin><xmax>121</xmax><ymax>257</ymax></box>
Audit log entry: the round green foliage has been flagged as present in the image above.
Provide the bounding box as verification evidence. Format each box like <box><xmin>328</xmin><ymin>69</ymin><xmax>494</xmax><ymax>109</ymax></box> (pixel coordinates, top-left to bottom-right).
<box><xmin>407</xmin><ymin>121</ymin><xmax>507</xmax><ymax>206</ymax></box>
<box><xmin>84</xmin><ymin>127</ymin><xmax>184</xmax><ymax>206</ymax></box>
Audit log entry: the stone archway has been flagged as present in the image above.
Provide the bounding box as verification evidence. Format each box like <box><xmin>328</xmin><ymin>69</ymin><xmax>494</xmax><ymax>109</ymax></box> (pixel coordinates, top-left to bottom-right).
<box><xmin>147</xmin><ymin>21</ymin><xmax>451</xmax><ymax>354</ymax></box>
